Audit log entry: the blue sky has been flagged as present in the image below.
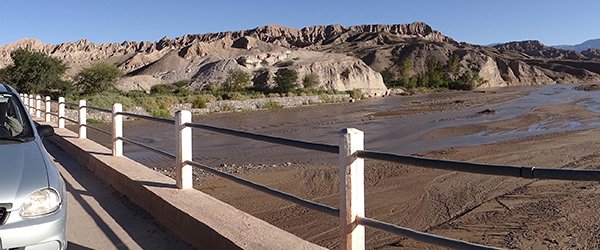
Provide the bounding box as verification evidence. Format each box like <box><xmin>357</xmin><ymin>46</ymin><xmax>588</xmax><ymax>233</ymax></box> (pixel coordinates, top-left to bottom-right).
<box><xmin>2</xmin><ymin>0</ymin><xmax>598</xmax><ymax>46</ymax></box>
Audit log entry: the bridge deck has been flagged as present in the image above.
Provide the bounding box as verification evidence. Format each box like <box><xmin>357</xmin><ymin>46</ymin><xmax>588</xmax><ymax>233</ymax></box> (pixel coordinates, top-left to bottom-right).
<box><xmin>43</xmin><ymin>140</ymin><xmax>192</xmax><ymax>249</ymax></box>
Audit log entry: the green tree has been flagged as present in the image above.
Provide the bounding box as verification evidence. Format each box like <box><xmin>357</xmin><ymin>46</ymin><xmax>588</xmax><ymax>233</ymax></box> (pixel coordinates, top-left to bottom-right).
<box><xmin>380</xmin><ymin>68</ymin><xmax>396</xmax><ymax>87</ymax></box>
<box><xmin>223</xmin><ymin>69</ymin><xmax>251</xmax><ymax>91</ymax></box>
<box><xmin>75</xmin><ymin>63</ymin><xmax>123</xmax><ymax>94</ymax></box>
<box><xmin>274</xmin><ymin>68</ymin><xmax>298</xmax><ymax>93</ymax></box>
<box><xmin>447</xmin><ymin>54</ymin><xmax>461</xmax><ymax>75</ymax></box>
<box><xmin>400</xmin><ymin>59</ymin><xmax>414</xmax><ymax>88</ymax></box>
<box><xmin>302</xmin><ymin>73</ymin><xmax>320</xmax><ymax>89</ymax></box>
<box><xmin>0</xmin><ymin>48</ymin><xmax>71</xmax><ymax>95</ymax></box>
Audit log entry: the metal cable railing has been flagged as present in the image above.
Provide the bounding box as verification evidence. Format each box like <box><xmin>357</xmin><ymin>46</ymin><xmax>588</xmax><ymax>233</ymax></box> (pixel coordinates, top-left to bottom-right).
<box><xmin>185</xmin><ymin>123</ymin><xmax>339</xmax><ymax>154</ymax></box>
<box><xmin>185</xmin><ymin>160</ymin><xmax>340</xmax><ymax>217</ymax></box>
<box><xmin>118</xmin><ymin>136</ymin><xmax>176</xmax><ymax>159</ymax></box>
<box><xmin>82</xmin><ymin>124</ymin><xmax>111</xmax><ymax>136</ymax></box>
<box><xmin>118</xmin><ymin>111</ymin><xmax>175</xmax><ymax>124</ymax></box>
<box><xmin>24</xmin><ymin>92</ymin><xmax>600</xmax><ymax>250</ymax></box>
<box><xmin>356</xmin><ymin>217</ymin><xmax>499</xmax><ymax>250</ymax></box>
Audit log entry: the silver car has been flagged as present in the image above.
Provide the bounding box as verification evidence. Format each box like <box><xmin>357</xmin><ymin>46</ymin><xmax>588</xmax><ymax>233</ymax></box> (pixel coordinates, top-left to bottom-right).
<box><xmin>0</xmin><ymin>84</ymin><xmax>67</xmax><ymax>249</ymax></box>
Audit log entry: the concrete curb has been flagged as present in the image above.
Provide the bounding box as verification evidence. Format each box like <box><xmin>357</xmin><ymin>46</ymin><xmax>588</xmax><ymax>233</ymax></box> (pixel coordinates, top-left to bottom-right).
<box><xmin>44</xmin><ymin>124</ymin><xmax>326</xmax><ymax>249</ymax></box>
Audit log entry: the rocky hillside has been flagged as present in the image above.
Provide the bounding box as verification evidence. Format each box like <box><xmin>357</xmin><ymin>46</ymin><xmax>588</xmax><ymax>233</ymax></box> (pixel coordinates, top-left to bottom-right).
<box><xmin>1</xmin><ymin>22</ymin><xmax>600</xmax><ymax>93</ymax></box>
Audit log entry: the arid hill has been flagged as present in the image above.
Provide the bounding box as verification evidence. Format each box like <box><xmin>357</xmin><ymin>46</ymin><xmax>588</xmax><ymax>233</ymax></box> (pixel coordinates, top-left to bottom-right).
<box><xmin>1</xmin><ymin>22</ymin><xmax>600</xmax><ymax>94</ymax></box>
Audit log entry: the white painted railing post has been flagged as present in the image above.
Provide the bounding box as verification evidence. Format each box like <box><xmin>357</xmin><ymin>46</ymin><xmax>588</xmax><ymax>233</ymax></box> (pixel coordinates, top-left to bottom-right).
<box><xmin>35</xmin><ymin>95</ymin><xmax>41</xmax><ymax>118</ymax></box>
<box><xmin>78</xmin><ymin>100</ymin><xmax>87</xmax><ymax>139</ymax></box>
<box><xmin>339</xmin><ymin>128</ymin><xmax>365</xmax><ymax>250</ymax></box>
<box><xmin>112</xmin><ymin>103</ymin><xmax>123</xmax><ymax>157</ymax></box>
<box><xmin>19</xmin><ymin>93</ymin><xmax>23</xmax><ymax>103</ymax></box>
<box><xmin>29</xmin><ymin>94</ymin><xmax>35</xmax><ymax>115</ymax></box>
<box><xmin>24</xmin><ymin>94</ymin><xmax>29</xmax><ymax>113</ymax></box>
<box><xmin>45</xmin><ymin>96</ymin><xmax>51</xmax><ymax>122</ymax></box>
<box><xmin>175</xmin><ymin>110</ymin><xmax>193</xmax><ymax>189</ymax></box>
<box><xmin>58</xmin><ymin>97</ymin><xmax>65</xmax><ymax>128</ymax></box>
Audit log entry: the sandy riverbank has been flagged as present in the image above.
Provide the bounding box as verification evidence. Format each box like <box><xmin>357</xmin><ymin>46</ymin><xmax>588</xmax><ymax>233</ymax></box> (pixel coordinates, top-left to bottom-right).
<box><xmin>78</xmin><ymin>84</ymin><xmax>600</xmax><ymax>249</ymax></box>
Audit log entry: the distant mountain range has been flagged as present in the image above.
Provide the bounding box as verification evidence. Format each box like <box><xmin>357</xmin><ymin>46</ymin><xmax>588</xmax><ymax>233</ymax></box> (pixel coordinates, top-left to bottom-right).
<box><xmin>2</xmin><ymin>23</ymin><xmax>600</xmax><ymax>92</ymax></box>
<box><xmin>553</xmin><ymin>38</ymin><xmax>600</xmax><ymax>52</ymax></box>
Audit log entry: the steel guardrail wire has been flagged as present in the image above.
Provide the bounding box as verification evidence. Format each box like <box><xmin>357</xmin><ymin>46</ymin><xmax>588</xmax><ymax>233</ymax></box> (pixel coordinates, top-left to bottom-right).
<box><xmin>185</xmin><ymin>122</ymin><xmax>339</xmax><ymax>154</ymax></box>
<box><xmin>117</xmin><ymin>136</ymin><xmax>176</xmax><ymax>159</ymax></box>
<box><xmin>117</xmin><ymin>112</ymin><xmax>175</xmax><ymax>125</ymax></box>
<box><xmin>357</xmin><ymin>150</ymin><xmax>600</xmax><ymax>181</ymax></box>
<box><xmin>62</xmin><ymin>116</ymin><xmax>79</xmax><ymax>124</ymax></box>
<box><xmin>185</xmin><ymin>160</ymin><xmax>340</xmax><ymax>217</ymax></box>
<box><xmin>85</xmin><ymin>106</ymin><xmax>112</xmax><ymax>113</ymax></box>
<box><xmin>83</xmin><ymin>124</ymin><xmax>111</xmax><ymax>136</ymax></box>
<box><xmin>357</xmin><ymin>217</ymin><xmax>499</xmax><ymax>250</ymax></box>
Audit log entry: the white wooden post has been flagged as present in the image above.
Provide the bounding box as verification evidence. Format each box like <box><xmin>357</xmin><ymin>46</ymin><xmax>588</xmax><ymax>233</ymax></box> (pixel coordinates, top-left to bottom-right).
<box><xmin>24</xmin><ymin>94</ymin><xmax>29</xmax><ymax>113</ymax></box>
<box><xmin>35</xmin><ymin>95</ymin><xmax>41</xmax><ymax>118</ymax></box>
<box><xmin>78</xmin><ymin>100</ymin><xmax>87</xmax><ymax>139</ymax></box>
<box><xmin>339</xmin><ymin>128</ymin><xmax>365</xmax><ymax>250</ymax></box>
<box><xmin>19</xmin><ymin>93</ymin><xmax>23</xmax><ymax>103</ymax></box>
<box><xmin>29</xmin><ymin>95</ymin><xmax>35</xmax><ymax>115</ymax></box>
<box><xmin>45</xmin><ymin>96</ymin><xmax>51</xmax><ymax>122</ymax></box>
<box><xmin>175</xmin><ymin>110</ymin><xmax>193</xmax><ymax>189</ymax></box>
<box><xmin>58</xmin><ymin>97</ymin><xmax>65</xmax><ymax>128</ymax></box>
<box><xmin>112</xmin><ymin>103</ymin><xmax>123</xmax><ymax>157</ymax></box>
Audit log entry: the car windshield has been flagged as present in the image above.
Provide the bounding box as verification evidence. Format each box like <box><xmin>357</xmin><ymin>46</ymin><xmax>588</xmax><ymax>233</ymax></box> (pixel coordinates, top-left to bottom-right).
<box><xmin>0</xmin><ymin>92</ymin><xmax>33</xmax><ymax>141</ymax></box>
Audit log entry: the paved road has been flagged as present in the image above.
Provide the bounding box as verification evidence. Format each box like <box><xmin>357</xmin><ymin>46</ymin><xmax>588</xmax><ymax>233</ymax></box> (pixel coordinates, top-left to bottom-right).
<box><xmin>43</xmin><ymin>140</ymin><xmax>193</xmax><ymax>250</ymax></box>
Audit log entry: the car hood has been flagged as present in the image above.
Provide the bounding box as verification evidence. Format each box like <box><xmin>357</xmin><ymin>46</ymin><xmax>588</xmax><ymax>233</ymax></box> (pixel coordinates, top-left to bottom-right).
<box><xmin>0</xmin><ymin>140</ymin><xmax>49</xmax><ymax>206</ymax></box>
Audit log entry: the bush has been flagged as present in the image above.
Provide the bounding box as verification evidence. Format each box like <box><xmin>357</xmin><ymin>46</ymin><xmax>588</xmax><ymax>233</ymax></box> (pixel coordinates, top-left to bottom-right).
<box><xmin>347</xmin><ymin>89</ymin><xmax>363</xmax><ymax>100</ymax></box>
<box><xmin>84</xmin><ymin>92</ymin><xmax>135</xmax><ymax>110</ymax></box>
<box><xmin>174</xmin><ymin>87</ymin><xmax>191</xmax><ymax>96</ymax></box>
<box><xmin>262</xmin><ymin>100</ymin><xmax>282</xmax><ymax>110</ymax></box>
<box><xmin>75</xmin><ymin>63</ymin><xmax>123</xmax><ymax>95</ymax></box>
<box><xmin>150</xmin><ymin>84</ymin><xmax>175</xmax><ymax>95</ymax></box>
<box><xmin>0</xmin><ymin>48</ymin><xmax>71</xmax><ymax>95</ymax></box>
<box><xmin>192</xmin><ymin>96</ymin><xmax>207</xmax><ymax>108</ymax></box>
<box><xmin>302</xmin><ymin>73</ymin><xmax>320</xmax><ymax>89</ymax></box>
<box><xmin>151</xmin><ymin>109</ymin><xmax>171</xmax><ymax>118</ymax></box>
<box><xmin>319</xmin><ymin>94</ymin><xmax>332</xmax><ymax>103</ymax></box>
<box><xmin>126</xmin><ymin>90</ymin><xmax>149</xmax><ymax>98</ymax></box>
<box><xmin>222</xmin><ymin>92</ymin><xmax>246</xmax><ymax>100</ymax></box>
<box><xmin>448</xmin><ymin>71</ymin><xmax>487</xmax><ymax>90</ymax></box>
<box><xmin>223</xmin><ymin>69</ymin><xmax>252</xmax><ymax>92</ymax></box>
<box><xmin>274</xmin><ymin>68</ymin><xmax>298</xmax><ymax>93</ymax></box>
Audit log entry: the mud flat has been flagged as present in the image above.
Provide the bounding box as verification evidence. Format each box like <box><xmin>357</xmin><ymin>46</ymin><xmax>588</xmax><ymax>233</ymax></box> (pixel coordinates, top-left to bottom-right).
<box><xmin>81</xmin><ymin>84</ymin><xmax>600</xmax><ymax>249</ymax></box>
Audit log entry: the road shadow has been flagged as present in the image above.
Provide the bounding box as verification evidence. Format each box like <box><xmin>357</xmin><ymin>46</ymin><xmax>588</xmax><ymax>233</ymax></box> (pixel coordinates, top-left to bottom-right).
<box><xmin>43</xmin><ymin>140</ymin><xmax>193</xmax><ymax>249</ymax></box>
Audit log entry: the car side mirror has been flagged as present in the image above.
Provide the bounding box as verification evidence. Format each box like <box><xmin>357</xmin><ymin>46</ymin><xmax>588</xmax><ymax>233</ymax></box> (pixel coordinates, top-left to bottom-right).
<box><xmin>37</xmin><ymin>124</ymin><xmax>55</xmax><ymax>137</ymax></box>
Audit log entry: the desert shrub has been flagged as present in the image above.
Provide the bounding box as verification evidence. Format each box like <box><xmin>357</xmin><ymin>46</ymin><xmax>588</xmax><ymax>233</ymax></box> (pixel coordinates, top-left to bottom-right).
<box><xmin>274</xmin><ymin>68</ymin><xmax>298</xmax><ymax>93</ymax></box>
<box><xmin>286</xmin><ymin>92</ymin><xmax>296</xmax><ymax>97</ymax></box>
<box><xmin>222</xmin><ymin>92</ymin><xmax>246</xmax><ymax>101</ymax></box>
<box><xmin>347</xmin><ymin>89</ymin><xmax>363</xmax><ymax>100</ymax></box>
<box><xmin>84</xmin><ymin>92</ymin><xmax>135</xmax><ymax>110</ymax></box>
<box><xmin>267</xmin><ymin>93</ymin><xmax>281</xmax><ymax>98</ymax></box>
<box><xmin>380</xmin><ymin>68</ymin><xmax>397</xmax><ymax>87</ymax></box>
<box><xmin>75</xmin><ymin>63</ymin><xmax>123</xmax><ymax>95</ymax></box>
<box><xmin>302</xmin><ymin>73</ymin><xmax>320</xmax><ymax>89</ymax></box>
<box><xmin>0</xmin><ymin>48</ymin><xmax>71</xmax><ymax>95</ymax></box>
<box><xmin>223</xmin><ymin>69</ymin><xmax>252</xmax><ymax>92</ymax></box>
<box><xmin>172</xmin><ymin>79</ymin><xmax>190</xmax><ymax>87</ymax></box>
<box><xmin>126</xmin><ymin>90</ymin><xmax>149</xmax><ymax>98</ymax></box>
<box><xmin>150</xmin><ymin>84</ymin><xmax>176</xmax><ymax>95</ymax></box>
<box><xmin>200</xmin><ymin>93</ymin><xmax>217</xmax><ymax>103</ymax></box>
<box><xmin>174</xmin><ymin>87</ymin><xmax>191</xmax><ymax>96</ymax></box>
<box><xmin>449</xmin><ymin>71</ymin><xmax>487</xmax><ymax>90</ymax></box>
<box><xmin>192</xmin><ymin>96</ymin><xmax>207</xmax><ymax>108</ymax></box>
<box><xmin>319</xmin><ymin>94</ymin><xmax>332</xmax><ymax>103</ymax></box>
<box><xmin>262</xmin><ymin>100</ymin><xmax>282</xmax><ymax>110</ymax></box>
<box><xmin>152</xmin><ymin>109</ymin><xmax>171</xmax><ymax>118</ymax></box>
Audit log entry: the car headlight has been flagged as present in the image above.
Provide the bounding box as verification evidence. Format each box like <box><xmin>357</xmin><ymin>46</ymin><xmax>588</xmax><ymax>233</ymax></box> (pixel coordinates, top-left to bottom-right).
<box><xmin>19</xmin><ymin>188</ymin><xmax>61</xmax><ymax>217</ymax></box>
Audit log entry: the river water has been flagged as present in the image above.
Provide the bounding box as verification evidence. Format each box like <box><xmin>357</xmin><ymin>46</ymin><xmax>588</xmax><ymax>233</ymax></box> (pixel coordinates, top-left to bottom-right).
<box><xmin>97</xmin><ymin>83</ymin><xmax>600</xmax><ymax>169</ymax></box>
